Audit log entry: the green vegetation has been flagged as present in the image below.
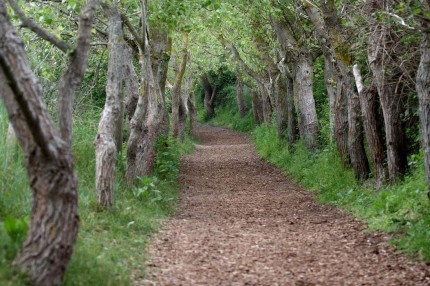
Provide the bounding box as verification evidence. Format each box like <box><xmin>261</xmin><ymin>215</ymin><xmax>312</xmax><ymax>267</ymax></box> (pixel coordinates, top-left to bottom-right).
<box><xmin>0</xmin><ymin>106</ymin><xmax>194</xmax><ymax>285</ymax></box>
<box><xmin>195</xmin><ymin>66</ymin><xmax>256</xmax><ymax>132</ymax></box>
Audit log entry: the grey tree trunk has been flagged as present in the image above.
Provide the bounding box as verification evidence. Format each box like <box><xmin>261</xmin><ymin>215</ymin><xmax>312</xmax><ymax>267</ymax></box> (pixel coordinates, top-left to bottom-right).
<box><xmin>201</xmin><ymin>74</ymin><xmax>216</xmax><ymax>118</ymax></box>
<box><xmin>236</xmin><ymin>69</ymin><xmax>248</xmax><ymax>117</ymax></box>
<box><xmin>125</xmin><ymin>48</ymin><xmax>141</xmax><ymax>126</ymax></box>
<box><xmin>172</xmin><ymin>32</ymin><xmax>188</xmax><ymax>138</ymax></box>
<box><xmin>286</xmin><ymin>75</ymin><xmax>297</xmax><ymax>147</ymax></box>
<box><xmin>334</xmin><ymin>81</ymin><xmax>350</xmax><ymax>166</ymax></box>
<box><xmin>150</xmin><ymin>29</ymin><xmax>171</xmax><ymax>137</ymax></box>
<box><xmin>94</xmin><ymin>3</ymin><xmax>124</xmax><ymax>207</ymax></box>
<box><xmin>187</xmin><ymin>79</ymin><xmax>197</xmax><ymax>136</ymax></box>
<box><xmin>305</xmin><ymin>1</ymin><xmax>370</xmax><ymax>179</ymax></box>
<box><xmin>368</xmin><ymin>17</ymin><xmax>407</xmax><ymax>181</ymax></box>
<box><xmin>293</xmin><ymin>54</ymin><xmax>319</xmax><ymax>149</ymax></box>
<box><xmin>248</xmin><ymin>84</ymin><xmax>263</xmax><ymax>125</ymax></box>
<box><xmin>344</xmin><ymin>73</ymin><xmax>370</xmax><ymax>180</ymax></box>
<box><xmin>126</xmin><ymin>0</ymin><xmax>165</xmax><ymax>184</ymax></box>
<box><xmin>57</xmin><ymin>0</ymin><xmax>97</xmax><ymax>145</ymax></box>
<box><xmin>275</xmin><ymin>74</ymin><xmax>289</xmax><ymax>140</ymax></box>
<box><xmin>416</xmin><ymin>18</ymin><xmax>430</xmax><ymax>195</ymax></box>
<box><xmin>354</xmin><ymin>65</ymin><xmax>387</xmax><ymax>185</ymax></box>
<box><xmin>324</xmin><ymin>56</ymin><xmax>337</xmax><ymax>140</ymax></box>
<box><xmin>257</xmin><ymin>81</ymin><xmax>273</xmax><ymax>124</ymax></box>
<box><xmin>0</xmin><ymin>2</ymin><xmax>93</xmax><ymax>284</ymax></box>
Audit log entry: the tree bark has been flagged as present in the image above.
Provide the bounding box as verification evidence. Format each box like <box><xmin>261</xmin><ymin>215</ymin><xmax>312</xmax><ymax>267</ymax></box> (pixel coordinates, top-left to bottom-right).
<box><xmin>345</xmin><ymin>75</ymin><xmax>370</xmax><ymax>180</ymax></box>
<box><xmin>275</xmin><ymin>74</ymin><xmax>289</xmax><ymax>140</ymax></box>
<box><xmin>188</xmin><ymin>96</ymin><xmax>197</xmax><ymax>136</ymax></box>
<box><xmin>286</xmin><ymin>75</ymin><xmax>297</xmax><ymax>147</ymax></box>
<box><xmin>248</xmin><ymin>84</ymin><xmax>263</xmax><ymax>125</ymax></box>
<box><xmin>0</xmin><ymin>3</ymin><xmax>82</xmax><ymax>285</ymax></box>
<box><xmin>236</xmin><ymin>69</ymin><xmax>248</xmax><ymax>117</ymax></box>
<box><xmin>416</xmin><ymin>15</ymin><xmax>430</xmax><ymax>195</ymax></box>
<box><xmin>172</xmin><ymin>32</ymin><xmax>188</xmax><ymax>138</ymax></box>
<box><xmin>257</xmin><ymin>80</ymin><xmax>273</xmax><ymax>124</ymax></box>
<box><xmin>150</xmin><ymin>29</ymin><xmax>171</xmax><ymax>137</ymax></box>
<box><xmin>201</xmin><ymin>74</ymin><xmax>216</xmax><ymax>118</ymax></box>
<box><xmin>354</xmin><ymin>65</ymin><xmax>387</xmax><ymax>185</ymax></box>
<box><xmin>324</xmin><ymin>56</ymin><xmax>337</xmax><ymax>140</ymax></box>
<box><xmin>368</xmin><ymin>7</ymin><xmax>407</xmax><ymax>181</ymax></box>
<box><xmin>125</xmin><ymin>48</ymin><xmax>141</xmax><ymax>126</ymax></box>
<box><xmin>126</xmin><ymin>0</ymin><xmax>165</xmax><ymax>184</ymax></box>
<box><xmin>305</xmin><ymin>1</ymin><xmax>370</xmax><ymax>179</ymax></box>
<box><xmin>293</xmin><ymin>54</ymin><xmax>319</xmax><ymax>149</ymax></box>
<box><xmin>94</xmin><ymin>3</ymin><xmax>124</xmax><ymax>207</ymax></box>
<box><xmin>57</xmin><ymin>0</ymin><xmax>98</xmax><ymax>145</ymax></box>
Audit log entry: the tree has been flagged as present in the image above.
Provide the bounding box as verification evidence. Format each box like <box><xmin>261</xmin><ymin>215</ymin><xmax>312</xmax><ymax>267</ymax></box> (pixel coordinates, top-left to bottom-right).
<box><xmin>270</xmin><ymin>4</ymin><xmax>320</xmax><ymax>149</ymax></box>
<box><xmin>366</xmin><ymin>0</ymin><xmax>408</xmax><ymax>181</ymax></box>
<box><xmin>304</xmin><ymin>0</ymin><xmax>370</xmax><ymax>180</ymax></box>
<box><xmin>171</xmin><ymin>32</ymin><xmax>189</xmax><ymax>139</ymax></box>
<box><xmin>415</xmin><ymin>1</ymin><xmax>430</xmax><ymax>196</ymax></box>
<box><xmin>126</xmin><ymin>0</ymin><xmax>168</xmax><ymax>183</ymax></box>
<box><xmin>0</xmin><ymin>0</ymin><xmax>97</xmax><ymax>284</ymax></box>
<box><xmin>94</xmin><ymin>2</ymin><xmax>125</xmax><ymax>207</ymax></box>
<box><xmin>8</xmin><ymin>0</ymin><xmax>97</xmax><ymax>146</ymax></box>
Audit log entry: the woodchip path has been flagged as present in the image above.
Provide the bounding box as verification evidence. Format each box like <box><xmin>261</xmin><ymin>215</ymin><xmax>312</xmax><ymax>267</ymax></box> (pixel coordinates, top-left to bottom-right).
<box><xmin>139</xmin><ymin>123</ymin><xmax>429</xmax><ymax>286</ymax></box>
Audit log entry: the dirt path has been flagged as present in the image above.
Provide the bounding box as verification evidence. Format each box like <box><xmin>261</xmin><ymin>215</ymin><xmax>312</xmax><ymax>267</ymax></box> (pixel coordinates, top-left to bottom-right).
<box><xmin>141</xmin><ymin>124</ymin><xmax>429</xmax><ymax>285</ymax></box>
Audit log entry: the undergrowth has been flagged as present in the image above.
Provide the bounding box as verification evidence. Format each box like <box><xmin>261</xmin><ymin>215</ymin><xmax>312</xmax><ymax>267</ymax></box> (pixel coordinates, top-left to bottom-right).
<box><xmin>253</xmin><ymin>124</ymin><xmax>430</xmax><ymax>261</ymax></box>
<box><xmin>0</xmin><ymin>105</ymin><xmax>194</xmax><ymax>285</ymax></box>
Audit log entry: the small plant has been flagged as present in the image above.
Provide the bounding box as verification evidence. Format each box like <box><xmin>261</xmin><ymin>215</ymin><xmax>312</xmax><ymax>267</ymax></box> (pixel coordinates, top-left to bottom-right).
<box><xmin>133</xmin><ymin>176</ymin><xmax>163</xmax><ymax>202</ymax></box>
<box><xmin>3</xmin><ymin>215</ymin><xmax>28</xmax><ymax>245</ymax></box>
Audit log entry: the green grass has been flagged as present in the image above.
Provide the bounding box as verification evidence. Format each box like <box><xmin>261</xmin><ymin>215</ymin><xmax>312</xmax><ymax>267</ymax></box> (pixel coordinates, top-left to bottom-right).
<box><xmin>253</xmin><ymin>124</ymin><xmax>430</xmax><ymax>261</ymax></box>
<box><xmin>210</xmin><ymin>105</ymin><xmax>256</xmax><ymax>132</ymax></box>
<box><xmin>0</xmin><ymin>105</ymin><xmax>194</xmax><ymax>285</ymax></box>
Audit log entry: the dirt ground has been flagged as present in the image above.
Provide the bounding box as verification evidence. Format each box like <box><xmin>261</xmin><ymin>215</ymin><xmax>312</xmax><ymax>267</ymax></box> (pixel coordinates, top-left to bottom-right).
<box><xmin>140</xmin><ymin>123</ymin><xmax>430</xmax><ymax>285</ymax></box>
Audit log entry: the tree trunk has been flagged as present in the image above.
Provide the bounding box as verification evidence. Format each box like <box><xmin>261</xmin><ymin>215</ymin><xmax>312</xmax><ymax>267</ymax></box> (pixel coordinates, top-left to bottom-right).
<box><xmin>354</xmin><ymin>65</ymin><xmax>387</xmax><ymax>185</ymax></box>
<box><xmin>293</xmin><ymin>54</ymin><xmax>319</xmax><ymax>149</ymax></box>
<box><xmin>324</xmin><ymin>56</ymin><xmax>337</xmax><ymax>140</ymax></box>
<box><xmin>57</xmin><ymin>0</ymin><xmax>97</xmax><ymax>145</ymax></box>
<box><xmin>150</xmin><ymin>29</ymin><xmax>171</xmax><ymax>137</ymax></box>
<box><xmin>416</xmin><ymin>26</ymin><xmax>430</xmax><ymax>194</ymax></box>
<box><xmin>249</xmin><ymin>85</ymin><xmax>263</xmax><ymax>125</ymax></box>
<box><xmin>236</xmin><ymin>69</ymin><xmax>248</xmax><ymax>117</ymax></box>
<box><xmin>344</xmin><ymin>74</ymin><xmax>370</xmax><ymax>180</ymax></box>
<box><xmin>125</xmin><ymin>48</ymin><xmax>141</xmax><ymax>127</ymax></box>
<box><xmin>172</xmin><ymin>32</ymin><xmax>188</xmax><ymax>138</ymax></box>
<box><xmin>201</xmin><ymin>74</ymin><xmax>216</xmax><ymax>118</ymax></box>
<box><xmin>126</xmin><ymin>0</ymin><xmax>165</xmax><ymax>184</ymax></box>
<box><xmin>286</xmin><ymin>75</ymin><xmax>297</xmax><ymax>147</ymax></box>
<box><xmin>258</xmin><ymin>81</ymin><xmax>272</xmax><ymax>124</ymax></box>
<box><xmin>334</xmin><ymin>81</ymin><xmax>350</xmax><ymax>166</ymax></box>
<box><xmin>275</xmin><ymin>74</ymin><xmax>289</xmax><ymax>140</ymax></box>
<box><xmin>368</xmin><ymin>19</ymin><xmax>407</xmax><ymax>181</ymax></box>
<box><xmin>186</xmin><ymin>76</ymin><xmax>197</xmax><ymax>136</ymax></box>
<box><xmin>0</xmin><ymin>3</ymin><xmax>85</xmax><ymax>284</ymax></box>
<box><xmin>94</xmin><ymin>3</ymin><xmax>124</xmax><ymax>207</ymax></box>
<box><xmin>305</xmin><ymin>1</ymin><xmax>369</xmax><ymax>178</ymax></box>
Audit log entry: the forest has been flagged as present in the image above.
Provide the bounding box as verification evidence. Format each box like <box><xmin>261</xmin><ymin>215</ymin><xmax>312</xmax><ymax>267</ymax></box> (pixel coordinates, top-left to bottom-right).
<box><xmin>1</xmin><ymin>0</ymin><xmax>430</xmax><ymax>285</ymax></box>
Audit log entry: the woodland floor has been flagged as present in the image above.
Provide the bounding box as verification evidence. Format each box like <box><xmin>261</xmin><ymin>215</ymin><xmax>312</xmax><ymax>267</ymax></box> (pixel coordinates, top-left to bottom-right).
<box><xmin>139</xmin><ymin>123</ymin><xmax>430</xmax><ymax>286</ymax></box>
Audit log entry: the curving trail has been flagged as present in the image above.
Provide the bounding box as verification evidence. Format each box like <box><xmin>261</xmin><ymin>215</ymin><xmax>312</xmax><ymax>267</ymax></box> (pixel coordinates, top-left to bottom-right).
<box><xmin>141</xmin><ymin>123</ymin><xmax>429</xmax><ymax>285</ymax></box>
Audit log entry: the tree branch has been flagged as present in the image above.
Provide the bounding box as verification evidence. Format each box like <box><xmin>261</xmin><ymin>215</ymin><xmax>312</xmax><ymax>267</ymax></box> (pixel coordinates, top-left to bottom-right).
<box><xmin>7</xmin><ymin>0</ymin><xmax>71</xmax><ymax>53</ymax></box>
